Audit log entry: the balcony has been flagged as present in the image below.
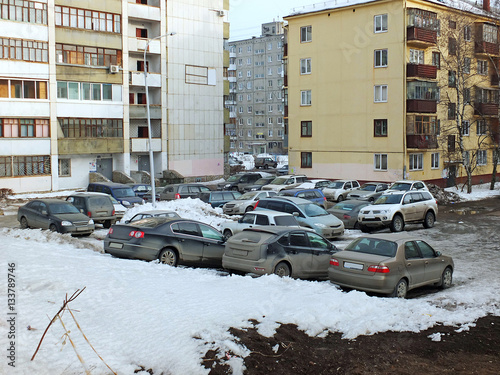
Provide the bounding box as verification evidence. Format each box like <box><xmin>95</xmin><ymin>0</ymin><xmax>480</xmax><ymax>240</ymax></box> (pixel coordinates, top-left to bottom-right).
<box><xmin>474</xmin><ymin>102</ymin><xmax>499</xmax><ymax>117</ymax></box>
<box><xmin>492</xmin><ymin>74</ymin><xmax>500</xmax><ymax>86</ymax></box>
<box><xmin>131</xmin><ymin>138</ymin><xmax>161</xmax><ymax>153</ymax></box>
<box><xmin>127</xmin><ymin>2</ymin><xmax>160</xmax><ymax>22</ymax></box>
<box><xmin>407</xmin><ymin>64</ymin><xmax>437</xmax><ymax>79</ymax></box>
<box><xmin>58</xmin><ymin>138</ymin><xmax>123</xmax><ymax>155</ymax></box>
<box><xmin>129</xmin><ymin>105</ymin><xmax>162</xmax><ymax>119</ymax></box>
<box><xmin>129</xmin><ymin>71</ymin><xmax>161</xmax><ymax>87</ymax></box>
<box><xmin>407</xmin><ymin>27</ymin><xmax>437</xmax><ymax>46</ymax></box>
<box><xmin>406</xmin><ymin>99</ymin><xmax>437</xmax><ymax>113</ymax></box>
<box><xmin>406</xmin><ymin>134</ymin><xmax>438</xmax><ymax>149</ymax></box>
<box><xmin>475</xmin><ymin>41</ymin><xmax>499</xmax><ymax>56</ymax></box>
<box><xmin>128</xmin><ymin>37</ymin><xmax>161</xmax><ymax>54</ymax></box>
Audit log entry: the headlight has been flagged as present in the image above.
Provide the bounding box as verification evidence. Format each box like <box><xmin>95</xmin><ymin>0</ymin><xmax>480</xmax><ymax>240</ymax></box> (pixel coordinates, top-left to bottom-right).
<box><xmin>225</xmin><ymin>184</ymin><xmax>231</xmax><ymax>188</ymax></box>
<box><xmin>314</xmin><ymin>223</ymin><xmax>327</xmax><ymax>228</ymax></box>
<box><xmin>122</xmin><ymin>200</ymin><xmax>131</xmax><ymax>206</ymax></box>
<box><xmin>88</xmin><ymin>219</ymin><xmax>94</xmax><ymax>225</ymax></box>
<box><xmin>61</xmin><ymin>221</ymin><xmax>72</xmax><ymax>226</ymax></box>
<box><xmin>251</xmin><ymin>188</ymin><xmax>257</xmax><ymax>191</ymax></box>
<box><xmin>380</xmin><ymin>210</ymin><xmax>389</xmax><ymax>214</ymax></box>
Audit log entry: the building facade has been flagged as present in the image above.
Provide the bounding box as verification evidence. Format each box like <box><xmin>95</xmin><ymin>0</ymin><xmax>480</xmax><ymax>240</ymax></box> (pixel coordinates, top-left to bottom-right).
<box><xmin>0</xmin><ymin>0</ymin><xmax>229</xmax><ymax>193</ymax></box>
<box><xmin>227</xmin><ymin>22</ymin><xmax>286</xmax><ymax>155</ymax></box>
<box><xmin>284</xmin><ymin>0</ymin><xmax>500</xmax><ymax>187</ymax></box>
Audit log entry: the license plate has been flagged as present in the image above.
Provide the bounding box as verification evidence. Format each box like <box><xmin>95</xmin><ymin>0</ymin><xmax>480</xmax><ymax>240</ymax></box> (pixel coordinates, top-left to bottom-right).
<box><xmin>233</xmin><ymin>250</ymin><xmax>248</xmax><ymax>256</ymax></box>
<box><xmin>344</xmin><ymin>262</ymin><xmax>363</xmax><ymax>270</ymax></box>
<box><xmin>108</xmin><ymin>242</ymin><xmax>123</xmax><ymax>249</ymax></box>
<box><xmin>76</xmin><ymin>226</ymin><xmax>89</xmax><ymax>231</ymax></box>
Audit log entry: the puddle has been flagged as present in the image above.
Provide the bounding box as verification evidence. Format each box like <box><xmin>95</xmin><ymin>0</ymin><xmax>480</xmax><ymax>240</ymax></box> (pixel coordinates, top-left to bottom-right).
<box><xmin>450</xmin><ymin>209</ymin><xmax>483</xmax><ymax>215</ymax></box>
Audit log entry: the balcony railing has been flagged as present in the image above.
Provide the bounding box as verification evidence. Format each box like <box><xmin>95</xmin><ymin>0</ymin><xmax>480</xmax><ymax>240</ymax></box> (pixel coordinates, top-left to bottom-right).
<box><xmin>406</xmin><ymin>99</ymin><xmax>437</xmax><ymax>113</ymax></box>
<box><xmin>407</xmin><ymin>64</ymin><xmax>437</xmax><ymax>79</ymax></box>
<box><xmin>406</xmin><ymin>134</ymin><xmax>438</xmax><ymax>149</ymax></box>
<box><xmin>407</xmin><ymin>27</ymin><xmax>437</xmax><ymax>45</ymax></box>
<box><xmin>474</xmin><ymin>102</ymin><xmax>499</xmax><ymax>116</ymax></box>
<box><xmin>475</xmin><ymin>41</ymin><xmax>499</xmax><ymax>56</ymax></box>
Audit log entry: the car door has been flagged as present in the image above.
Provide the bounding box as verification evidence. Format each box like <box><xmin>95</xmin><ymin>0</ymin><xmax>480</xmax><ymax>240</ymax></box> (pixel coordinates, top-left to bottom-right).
<box><xmin>198</xmin><ymin>223</ymin><xmax>225</xmax><ymax>266</ymax></box>
<box><xmin>306</xmin><ymin>231</ymin><xmax>334</xmax><ymax>277</ymax></box>
<box><xmin>171</xmin><ymin>222</ymin><xmax>204</xmax><ymax>263</ymax></box>
<box><xmin>400</xmin><ymin>192</ymin><xmax>418</xmax><ymax>222</ymax></box>
<box><xmin>238</xmin><ymin>213</ymin><xmax>257</xmax><ymax>231</ymax></box>
<box><xmin>285</xmin><ymin>231</ymin><xmax>314</xmax><ymax>277</ymax></box>
<box><xmin>403</xmin><ymin>241</ymin><xmax>427</xmax><ymax>286</ymax></box>
<box><xmin>415</xmin><ymin>240</ymin><xmax>444</xmax><ymax>283</ymax></box>
<box><xmin>24</xmin><ymin>201</ymin><xmax>42</xmax><ymax>228</ymax></box>
<box><xmin>36</xmin><ymin>202</ymin><xmax>50</xmax><ymax>229</ymax></box>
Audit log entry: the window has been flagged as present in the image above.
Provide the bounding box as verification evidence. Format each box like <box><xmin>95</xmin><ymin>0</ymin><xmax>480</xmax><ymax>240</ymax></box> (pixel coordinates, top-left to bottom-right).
<box><xmin>449</xmin><ymin>20</ymin><xmax>456</xmax><ymax>29</ymax></box>
<box><xmin>374</xmin><ymin>119</ymin><xmax>387</xmax><ymax>136</ymax></box>
<box><xmin>301</xmin><ymin>121</ymin><xmax>312</xmax><ymax>137</ymax></box>
<box><xmin>247</xmin><ymin>58</ymin><xmax>252</xmax><ymax>65</ymax></box>
<box><xmin>247</xmin><ymin>94</ymin><xmax>252</xmax><ymax>101</ymax></box>
<box><xmin>431</xmin><ymin>153</ymin><xmax>439</xmax><ymax>169</ymax></box>
<box><xmin>0</xmin><ymin>118</ymin><xmax>49</xmax><ymax>138</ymax></box>
<box><xmin>374</xmin><ymin>85</ymin><xmax>388</xmax><ymax>102</ymax></box>
<box><xmin>374</xmin><ymin>49</ymin><xmax>388</xmax><ymax>67</ymax></box>
<box><xmin>56</xmin><ymin>43</ymin><xmax>121</xmax><ymax>67</ymax></box>
<box><xmin>237</xmin><ymin>58</ymin><xmax>242</xmax><ymax>65</ymax></box>
<box><xmin>301</xmin><ymin>90</ymin><xmax>311</xmax><ymax>106</ymax></box>
<box><xmin>268</xmin><ymin>80</ymin><xmax>273</xmax><ymax>87</ymax></box>
<box><xmin>409</xmin><ymin>49</ymin><xmax>424</xmax><ymax>64</ymax></box>
<box><xmin>238</xmin><ymin>106</ymin><xmax>243</xmax><ymax>113</ymax></box>
<box><xmin>247</xmin><ymin>106</ymin><xmax>252</xmax><ymax>113</ymax></box>
<box><xmin>9</xmin><ymin>155</ymin><xmax>51</xmax><ymax>176</ymax></box>
<box><xmin>0</xmin><ymin>38</ymin><xmax>48</xmax><ymax>63</ymax></box>
<box><xmin>449</xmin><ymin>37</ymin><xmax>457</xmax><ymax>55</ymax></box>
<box><xmin>268</xmin><ymin>67</ymin><xmax>273</xmax><ymax>75</ymax></box>
<box><xmin>463</xmin><ymin>150</ymin><xmax>470</xmax><ymax>166</ymax></box>
<box><xmin>477</xmin><ymin>60</ymin><xmax>488</xmax><ymax>75</ymax></box>
<box><xmin>409</xmin><ymin>153</ymin><xmax>423</xmax><ymax>170</ymax></box>
<box><xmin>432</xmin><ymin>52</ymin><xmax>440</xmax><ymax>69</ymax></box>
<box><xmin>464</xmin><ymin>58</ymin><xmax>471</xmax><ymax>74</ymax></box>
<box><xmin>477</xmin><ymin>150</ymin><xmax>487</xmax><ymax>165</ymax></box>
<box><xmin>462</xmin><ymin>120</ymin><xmax>470</xmax><ymax>136</ymax></box>
<box><xmin>448</xmin><ymin>103</ymin><xmax>456</xmax><ymax>120</ymax></box>
<box><xmin>247</xmin><ymin>46</ymin><xmax>252</xmax><ymax>53</ymax></box>
<box><xmin>268</xmin><ymin>105</ymin><xmax>273</xmax><ymax>112</ymax></box>
<box><xmin>406</xmin><ymin>81</ymin><xmax>438</xmax><ymax>100</ymax></box>
<box><xmin>374</xmin><ymin>14</ymin><xmax>388</xmax><ymax>33</ymax></box>
<box><xmin>247</xmin><ymin>130</ymin><xmax>252</xmax><ymax>137</ymax></box>
<box><xmin>477</xmin><ymin>120</ymin><xmax>487</xmax><ymax>135</ymax></box>
<box><xmin>55</xmin><ymin>7</ymin><xmax>121</xmax><ymax>33</ymax></box>
<box><xmin>0</xmin><ymin>79</ymin><xmax>48</xmax><ymax>99</ymax></box>
<box><xmin>268</xmin><ymin>130</ymin><xmax>273</xmax><ymax>137</ymax></box>
<box><xmin>300</xmin><ymin>58</ymin><xmax>311</xmax><ymax>74</ymax></box>
<box><xmin>247</xmin><ymin>118</ymin><xmax>252</xmax><ymax>126</ymax></box>
<box><xmin>59</xmin><ymin>118</ymin><xmax>123</xmax><ymax>138</ymax></box>
<box><xmin>247</xmin><ymin>70</ymin><xmax>251</xmax><ymax>77</ymax></box>
<box><xmin>448</xmin><ymin>71</ymin><xmax>456</xmax><ymax>87</ymax></box>
<box><xmin>246</xmin><ymin>82</ymin><xmax>252</xmax><ymax>89</ymax></box>
<box><xmin>374</xmin><ymin>154</ymin><xmax>388</xmax><ymax>170</ymax></box>
<box><xmin>448</xmin><ymin>135</ymin><xmax>456</xmax><ymax>152</ymax></box>
<box><xmin>483</xmin><ymin>24</ymin><xmax>498</xmax><ymax>44</ymax></box>
<box><xmin>300</xmin><ymin>26</ymin><xmax>312</xmax><ymax>42</ymax></box>
<box><xmin>267</xmin><ymin>42</ymin><xmax>272</xmax><ymax>50</ymax></box>
<box><xmin>464</xmin><ymin>25</ymin><xmax>472</xmax><ymax>41</ymax></box>
<box><xmin>301</xmin><ymin>152</ymin><xmax>312</xmax><ymax>168</ymax></box>
<box><xmin>238</xmin><ymin>94</ymin><xmax>243</xmax><ymax>101</ymax></box>
<box><xmin>0</xmin><ymin>1</ymin><xmax>47</xmax><ymax>25</ymax></box>
<box><xmin>58</xmin><ymin>159</ymin><xmax>71</xmax><ymax>177</ymax></box>
<box><xmin>464</xmin><ymin>88</ymin><xmax>471</xmax><ymax>104</ymax></box>
<box><xmin>268</xmin><ymin>55</ymin><xmax>272</xmax><ymax>63</ymax></box>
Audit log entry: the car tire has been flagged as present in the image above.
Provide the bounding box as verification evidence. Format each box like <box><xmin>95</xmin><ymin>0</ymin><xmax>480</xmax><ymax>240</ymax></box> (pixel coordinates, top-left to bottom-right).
<box><xmin>231</xmin><ymin>187</ymin><xmax>239</xmax><ymax>192</ymax></box>
<box><xmin>337</xmin><ymin>195</ymin><xmax>344</xmax><ymax>202</ymax></box>
<box><xmin>49</xmin><ymin>224</ymin><xmax>58</xmax><ymax>232</ymax></box>
<box><xmin>103</xmin><ymin>220</ymin><xmax>113</xmax><ymax>229</ymax></box>
<box><xmin>353</xmin><ymin>221</ymin><xmax>360</xmax><ymax>230</ymax></box>
<box><xmin>391</xmin><ymin>279</ymin><xmax>408</xmax><ymax>298</ymax></box>
<box><xmin>264</xmin><ymin>164</ymin><xmax>269</xmax><ymax>169</ymax></box>
<box><xmin>20</xmin><ymin>216</ymin><xmax>29</xmax><ymax>229</ymax></box>
<box><xmin>423</xmin><ymin>211</ymin><xmax>435</xmax><ymax>229</ymax></box>
<box><xmin>223</xmin><ymin>229</ymin><xmax>233</xmax><ymax>240</ymax></box>
<box><xmin>439</xmin><ymin>267</ymin><xmax>453</xmax><ymax>289</ymax></box>
<box><xmin>390</xmin><ymin>215</ymin><xmax>404</xmax><ymax>232</ymax></box>
<box><xmin>159</xmin><ymin>248</ymin><xmax>178</xmax><ymax>266</ymax></box>
<box><xmin>245</xmin><ymin>206</ymin><xmax>253</xmax><ymax>213</ymax></box>
<box><xmin>274</xmin><ymin>262</ymin><xmax>291</xmax><ymax>277</ymax></box>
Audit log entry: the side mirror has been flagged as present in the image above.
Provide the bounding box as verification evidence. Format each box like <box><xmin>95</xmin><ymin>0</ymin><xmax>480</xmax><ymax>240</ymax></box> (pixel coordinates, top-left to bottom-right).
<box><xmin>124</xmin><ymin>220</ymin><xmax>130</xmax><ymax>224</ymax></box>
<box><xmin>80</xmin><ymin>209</ymin><xmax>84</xmax><ymax>213</ymax></box>
<box><xmin>292</xmin><ymin>212</ymin><xmax>299</xmax><ymax>217</ymax></box>
<box><xmin>435</xmin><ymin>251</ymin><xmax>442</xmax><ymax>257</ymax></box>
<box><xmin>238</xmin><ymin>218</ymin><xmax>243</xmax><ymax>223</ymax></box>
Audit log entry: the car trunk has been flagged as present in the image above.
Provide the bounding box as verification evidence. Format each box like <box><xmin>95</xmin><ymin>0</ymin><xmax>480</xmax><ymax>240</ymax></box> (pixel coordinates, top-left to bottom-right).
<box><xmin>225</xmin><ymin>231</ymin><xmax>273</xmax><ymax>261</ymax></box>
<box><xmin>335</xmin><ymin>251</ymin><xmax>392</xmax><ymax>276</ymax></box>
<box><xmin>108</xmin><ymin>225</ymin><xmax>139</xmax><ymax>240</ymax></box>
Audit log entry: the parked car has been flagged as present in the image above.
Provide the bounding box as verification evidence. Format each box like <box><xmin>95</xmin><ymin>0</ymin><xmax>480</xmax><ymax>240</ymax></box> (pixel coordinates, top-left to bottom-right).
<box><xmin>18</xmin><ymin>199</ymin><xmax>94</xmax><ymax>236</ymax></box>
<box><xmin>87</xmin><ymin>182</ymin><xmax>143</xmax><ymax>208</ymax></box>
<box><xmin>152</xmin><ymin>183</ymin><xmax>211</xmax><ymax>201</ymax></box>
<box><xmin>124</xmin><ymin>210</ymin><xmax>180</xmax><ymax>223</ymax></box>
<box><xmin>243</xmin><ymin>177</ymin><xmax>277</xmax><ymax>192</ymax></box>
<box><xmin>296</xmin><ymin>179</ymin><xmax>331</xmax><ymax>190</ymax></box>
<box><xmin>255</xmin><ymin>156</ymin><xmax>278</xmax><ymax>169</ymax></box>
<box><xmin>357</xmin><ymin>190</ymin><xmax>438</xmax><ymax>233</ymax></box>
<box><xmin>66</xmin><ymin>193</ymin><xmax>117</xmax><ymax>228</ymax></box>
<box><xmin>327</xmin><ymin>200</ymin><xmax>371</xmax><ymax>229</ymax></box>
<box><xmin>276</xmin><ymin>164</ymin><xmax>289</xmax><ymax>175</ymax></box>
<box><xmin>217</xmin><ymin>172</ymin><xmax>264</xmax><ymax>192</ymax></box>
<box><xmin>322</xmin><ymin>180</ymin><xmax>360</xmax><ymax>202</ymax></box>
<box><xmin>328</xmin><ymin>233</ymin><xmax>454</xmax><ymax>298</ymax></box>
<box><xmin>387</xmin><ymin>180</ymin><xmax>429</xmax><ymax>192</ymax></box>
<box><xmin>277</xmin><ymin>188</ymin><xmax>327</xmax><ymax>209</ymax></box>
<box><xmin>197</xmin><ymin>191</ymin><xmax>242</xmax><ymax>208</ymax></box>
<box><xmin>254</xmin><ymin>196</ymin><xmax>344</xmax><ymax>238</ymax></box>
<box><xmin>228</xmin><ymin>157</ymin><xmax>243</xmax><ymax>166</ymax></box>
<box><xmin>104</xmin><ymin>217</ymin><xmax>226</xmax><ymax>267</ymax></box>
<box><xmin>222</xmin><ymin>191</ymin><xmax>277</xmax><ymax>215</ymax></box>
<box><xmin>221</xmin><ymin>211</ymin><xmax>301</xmax><ymax>239</ymax></box>
<box><xmin>223</xmin><ymin>227</ymin><xmax>338</xmax><ymax>278</ymax></box>
<box><xmin>109</xmin><ymin>196</ymin><xmax>127</xmax><ymax>219</ymax></box>
<box><xmin>128</xmin><ymin>183</ymin><xmax>152</xmax><ymax>198</ymax></box>
<box><xmin>261</xmin><ymin>175</ymin><xmax>308</xmax><ymax>192</ymax></box>
<box><xmin>346</xmin><ymin>182</ymin><xmax>390</xmax><ymax>202</ymax></box>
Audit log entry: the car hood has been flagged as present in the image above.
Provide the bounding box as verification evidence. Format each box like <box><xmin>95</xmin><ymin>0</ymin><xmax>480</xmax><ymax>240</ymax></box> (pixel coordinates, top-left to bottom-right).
<box><xmin>53</xmin><ymin>213</ymin><xmax>91</xmax><ymax>222</ymax></box>
<box><xmin>359</xmin><ymin>204</ymin><xmax>397</xmax><ymax>213</ymax></box>
<box><xmin>306</xmin><ymin>214</ymin><xmax>343</xmax><ymax>226</ymax></box>
<box><xmin>348</xmin><ymin>190</ymin><xmax>371</xmax><ymax>197</ymax></box>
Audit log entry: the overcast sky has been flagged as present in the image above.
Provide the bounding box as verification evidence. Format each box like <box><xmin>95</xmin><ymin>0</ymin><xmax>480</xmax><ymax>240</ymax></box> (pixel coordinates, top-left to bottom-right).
<box><xmin>229</xmin><ymin>0</ymin><xmax>316</xmax><ymax>41</ymax></box>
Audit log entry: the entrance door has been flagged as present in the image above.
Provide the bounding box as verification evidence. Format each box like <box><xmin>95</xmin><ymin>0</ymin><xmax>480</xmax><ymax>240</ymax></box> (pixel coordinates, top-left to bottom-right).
<box><xmin>447</xmin><ymin>165</ymin><xmax>457</xmax><ymax>187</ymax></box>
<box><xmin>138</xmin><ymin>155</ymin><xmax>150</xmax><ymax>171</ymax></box>
<box><xmin>97</xmin><ymin>158</ymin><xmax>113</xmax><ymax>180</ymax></box>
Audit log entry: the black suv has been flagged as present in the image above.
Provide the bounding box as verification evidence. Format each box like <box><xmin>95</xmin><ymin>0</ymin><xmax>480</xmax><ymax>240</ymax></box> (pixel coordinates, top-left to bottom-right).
<box><xmin>155</xmin><ymin>183</ymin><xmax>211</xmax><ymax>201</ymax></box>
<box><xmin>217</xmin><ymin>173</ymin><xmax>264</xmax><ymax>192</ymax></box>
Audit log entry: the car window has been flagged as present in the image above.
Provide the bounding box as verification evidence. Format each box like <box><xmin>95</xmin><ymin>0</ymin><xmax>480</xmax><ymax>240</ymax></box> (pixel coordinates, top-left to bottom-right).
<box><xmin>345</xmin><ymin>182</ymin><xmax>352</xmax><ymax>189</ymax></box>
<box><xmin>345</xmin><ymin>238</ymin><xmax>397</xmax><ymax>257</ymax></box>
<box><xmin>29</xmin><ymin>201</ymin><xmax>40</xmax><ymax>211</ymax></box>
<box><xmin>306</xmin><ymin>232</ymin><xmax>331</xmax><ymax>250</ymax></box>
<box><xmin>172</xmin><ymin>222</ymin><xmax>199</xmax><ymax>236</ymax></box>
<box><xmin>403</xmin><ymin>194</ymin><xmax>413</xmax><ymax>204</ymax></box>
<box><xmin>414</xmin><ymin>182</ymin><xmax>424</xmax><ymax>190</ymax></box>
<box><xmin>352</xmin><ymin>181</ymin><xmax>360</xmax><ymax>188</ymax></box>
<box><xmin>283</xmin><ymin>203</ymin><xmax>299</xmax><ymax>215</ymax></box>
<box><xmin>289</xmin><ymin>232</ymin><xmax>309</xmax><ymax>247</ymax></box>
<box><xmin>199</xmin><ymin>224</ymin><xmax>223</xmax><ymax>241</ymax></box>
<box><xmin>49</xmin><ymin>203</ymin><xmax>80</xmax><ymax>214</ymax></box>
<box><xmin>267</xmin><ymin>201</ymin><xmax>283</xmax><ymax>211</ymax></box>
<box><xmin>415</xmin><ymin>240</ymin><xmax>436</xmax><ymax>258</ymax></box>
<box><xmin>277</xmin><ymin>234</ymin><xmax>289</xmax><ymax>246</ymax></box>
<box><xmin>241</xmin><ymin>214</ymin><xmax>256</xmax><ymax>224</ymax></box>
<box><xmin>38</xmin><ymin>202</ymin><xmax>47</xmax><ymax>213</ymax></box>
<box><xmin>422</xmin><ymin>192</ymin><xmax>433</xmax><ymax>201</ymax></box>
<box><xmin>405</xmin><ymin>242</ymin><xmax>421</xmax><ymax>259</ymax></box>
<box><xmin>212</xmin><ymin>193</ymin><xmax>223</xmax><ymax>200</ymax></box>
<box><xmin>274</xmin><ymin>216</ymin><xmax>299</xmax><ymax>226</ymax></box>
<box><xmin>103</xmin><ymin>187</ymin><xmax>111</xmax><ymax>194</ymax></box>
<box><xmin>200</xmin><ymin>186</ymin><xmax>211</xmax><ymax>192</ymax></box>
<box><xmin>257</xmin><ymin>192</ymin><xmax>267</xmax><ymax>199</ymax></box>
<box><xmin>224</xmin><ymin>192</ymin><xmax>237</xmax><ymax>200</ymax></box>
<box><xmin>255</xmin><ymin>215</ymin><xmax>269</xmax><ymax>225</ymax></box>
<box><xmin>375</xmin><ymin>194</ymin><xmax>403</xmax><ymax>205</ymax></box>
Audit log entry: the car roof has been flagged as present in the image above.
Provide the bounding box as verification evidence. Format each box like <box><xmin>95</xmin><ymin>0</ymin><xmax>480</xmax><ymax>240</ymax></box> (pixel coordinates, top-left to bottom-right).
<box><xmin>69</xmin><ymin>192</ymin><xmax>112</xmax><ymax>198</ymax></box>
<box><xmin>261</xmin><ymin>196</ymin><xmax>313</xmax><ymax>204</ymax></box>
<box><xmin>356</xmin><ymin>232</ymin><xmax>418</xmax><ymax>243</ymax></box>
<box><xmin>275</xmin><ymin>174</ymin><xmax>306</xmax><ymax>179</ymax></box>
<box><xmin>134</xmin><ymin>210</ymin><xmax>177</xmax><ymax>215</ymax></box>
<box><xmin>244</xmin><ymin>210</ymin><xmax>293</xmax><ymax>217</ymax></box>
<box><xmin>279</xmin><ymin>188</ymin><xmax>323</xmax><ymax>194</ymax></box>
<box><xmin>28</xmin><ymin>198</ymin><xmax>69</xmax><ymax>204</ymax></box>
<box><xmin>88</xmin><ymin>182</ymin><xmax>131</xmax><ymax>188</ymax></box>
<box><xmin>331</xmin><ymin>199</ymin><xmax>370</xmax><ymax>207</ymax></box>
<box><xmin>241</xmin><ymin>225</ymin><xmax>305</xmax><ymax>236</ymax></box>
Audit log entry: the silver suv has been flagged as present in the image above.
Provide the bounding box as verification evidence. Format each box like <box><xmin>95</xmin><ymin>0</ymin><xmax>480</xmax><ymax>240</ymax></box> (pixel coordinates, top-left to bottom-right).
<box><xmin>357</xmin><ymin>190</ymin><xmax>438</xmax><ymax>232</ymax></box>
<box><xmin>261</xmin><ymin>175</ymin><xmax>308</xmax><ymax>192</ymax></box>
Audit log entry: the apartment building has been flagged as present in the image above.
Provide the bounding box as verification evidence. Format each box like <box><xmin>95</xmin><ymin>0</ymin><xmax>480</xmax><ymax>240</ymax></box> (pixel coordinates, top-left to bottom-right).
<box><xmin>227</xmin><ymin>21</ymin><xmax>286</xmax><ymax>155</ymax></box>
<box><xmin>0</xmin><ymin>0</ymin><xmax>229</xmax><ymax>193</ymax></box>
<box><xmin>284</xmin><ymin>0</ymin><xmax>500</xmax><ymax>187</ymax></box>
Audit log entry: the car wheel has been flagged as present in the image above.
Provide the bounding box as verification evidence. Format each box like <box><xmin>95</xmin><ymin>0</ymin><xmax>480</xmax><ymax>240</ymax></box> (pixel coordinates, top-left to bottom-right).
<box><xmin>159</xmin><ymin>248</ymin><xmax>178</xmax><ymax>266</ymax></box>
<box><xmin>423</xmin><ymin>211</ymin><xmax>435</xmax><ymax>229</ymax></box>
<box><xmin>337</xmin><ymin>195</ymin><xmax>344</xmax><ymax>202</ymax></box>
<box><xmin>231</xmin><ymin>187</ymin><xmax>239</xmax><ymax>191</ymax></box>
<box><xmin>274</xmin><ymin>262</ymin><xmax>291</xmax><ymax>277</ymax></box>
<box><xmin>264</xmin><ymin>164</ymin><xmax>269</xmax><ymax>169</ymax></box>
<box><xmin>20</xmin><ymin>217</ymin><xmax>29</xmax><ymax>229</ymax></box>
<box><xmin>391</xmin><ymin>279</ymin><xmax>408</xmax><ymax>298</ymax></box>
<box><xmin>245</xmin><ymin>206</ymin><xmax>253</xmax><ymax>213</ymax></box>
<box><xmin>103</xmin><ymin>220</ymin><xmax>112</xmax><ymax>229</ymax></box>
<box><xmin>49</xmin><ymin>224</ymin><xmax>58</xmax><ymax>232</ymax></box>
<box><xmin>223</xmin><ymin>229</ymin><xmax>233</xmax><ymax>240</ymax></box>
<box><xmin>390</xmin><ymin>215</ymin><xmax>404</xmax><ymax>232</ymax></box>
<box><xmin>359</xmin><ymin>224</ymin><xmax>371</xmax><ymax>233</ymax></box>
<box><xmin>353</xmin><ymin>221</ymin><xmax>360</xmax><ymax>230</ymax></box>
<box><xmin>439</xmin><ymin>267</ymin><xmax>453</xmax><ymax>289</ymax></box>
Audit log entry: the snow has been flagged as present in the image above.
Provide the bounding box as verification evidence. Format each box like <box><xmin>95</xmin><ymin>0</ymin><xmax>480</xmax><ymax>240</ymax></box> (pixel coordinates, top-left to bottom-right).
<box><xmin>1</xmin><ymin>184</ymin><xmax>500</xmax><ymax>374</ymax></box>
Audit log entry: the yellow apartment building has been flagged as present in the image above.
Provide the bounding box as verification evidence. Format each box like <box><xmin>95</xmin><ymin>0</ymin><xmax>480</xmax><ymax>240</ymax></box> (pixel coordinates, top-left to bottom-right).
<box><xmin>284</xmin><ymin>0</ymin><xmax>500</xmax><ymax>187</ymax></box>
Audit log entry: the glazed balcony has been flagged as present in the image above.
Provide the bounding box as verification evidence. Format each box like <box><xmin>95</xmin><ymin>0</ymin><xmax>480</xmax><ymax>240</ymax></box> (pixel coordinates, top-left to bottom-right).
<box><xmin>406</xmin><ymin>134</ymin><xmax>438</xmax><ymax>149</ymax></box>
<box><xmin>407</xmin><ymin>64</ymin><xmax>437</xmax><ymax>79</ymax></box>
<box><xmin>474</xmin><ymin>102</ymin><xmax>499</xmax><ymax>117</ymax></box>
<box><xmin>407</xmin><ymin>27</ymin><xmax>437</xmax><ymax>46</ymax></box>
<box><xmin>406</xmin><ymin>99</ymin><xmax>437</xmax><ymax>113</ymax></box>
<box><xmin>475</xmin><ymin>41</ymin><xmax>499</xmax><ymax>56</ymax></box>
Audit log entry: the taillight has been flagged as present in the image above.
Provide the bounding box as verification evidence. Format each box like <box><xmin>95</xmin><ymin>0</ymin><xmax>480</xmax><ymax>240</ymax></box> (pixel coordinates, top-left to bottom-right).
<box><xmin>87</xmin><ymin>211</ymin><xmax>92</xmax><ymax>217</ymax></box>
<box><xmin>330</xmin><ymin>258</ymin><xmax>339</xmax><ymax>266</ymax></box>
<box><xmin>175</xmin><ymin>193</ymin><xmax>181</xmax><ymax>199</ymax></box>
<box><xmin>343</xmin><ymin>214</ymin><xmax>351</xmax><ymax>220</ymax></box>
<box><xmin>129</xmin><ymin>230</ymin><xmax>144</xmax><ymax>238</ymax></box>
<box><xmin>253</xmin><ymin>200</ymin><xmax>260</xmax><ymax>210</ymax></box>
<box><xmin>323</xmin><ymin>197</ymin><xmax>327</xmax><ymax>201</ymax></box>
<box><xmin>108</xmin><ymin>228</ymin><xmax>114</xmax><ymax>235</ymax></box>
<box><xmin>367</xmin><ymin>265</ymin><xmax>390</xmax><ymax>273</ymax></box>
<box><xmin>112</xmin><ymin>209</ymin><xmax>115</xmax><ymax>216</ymax></box>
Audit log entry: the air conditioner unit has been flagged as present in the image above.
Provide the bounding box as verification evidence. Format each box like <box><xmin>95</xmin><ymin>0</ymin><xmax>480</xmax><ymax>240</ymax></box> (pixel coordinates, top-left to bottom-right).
<box><xmin>218</xmin><ymin>10</ymin><xmax>226</xmax><ymax>17</ymax></box>
<box><xmin>109</xmin><ymin>65</ymin><xmax>120</xmax><ymax>74</ymax></box>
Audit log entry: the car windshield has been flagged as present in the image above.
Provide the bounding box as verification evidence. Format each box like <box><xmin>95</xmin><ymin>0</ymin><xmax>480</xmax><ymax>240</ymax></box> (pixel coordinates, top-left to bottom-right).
<box><xmin>254</xmin><ymin>178</ymin><xmax>270</xmax><ymax>185</ymax></box>
<box><xmin>238</xmin><ymin>192</ymin><xmax>257</xmax><ymax>200</ymax></box>
<box><xmin>373</xmin><ymin>194</ymin><xmax>403</xmax><ymax>205</ymax></box>
<box><xmin>333</xmin><ymin>202</ymin><xmax>365</xmax><ymax>211</ymax></box>
<box><xmin>360</xmin><ymin>184</ymin><xmax>377</xmax><ymax>191</ymax></box>
<box><xmin>226</xmin><ymin>175</ymin><xmax>241</xmax><ymax>182</ymax></box>
<box><xmin>270</xmin><ymin>177</ymin><xmax>287</xmax><ymax>185</ymax></box>
<box><xmin>326</xmin><ymin>181</ymin><xmax>344</xmax><ymax>189</ymax></box>
<box><xmin>345</xmin><ymin>238</ymin><xmax>397</xmax><ymax>258</ymax></box>
<box><xmin>389</xmin><ymin>182</ymin><xmax>411</xmax><ymax>191</ymax></box>
<box><xmin>88</xmin><ymin>197</ymin><xmax>112</xmax><ymax>206</ymax></box>
<box><xmin>298</xmin><ymin>203</ymin><xmax>329</xmax><ymax>217</ymax></box>
<box><xmin>49</xmin><ymin>203</ymin><xmax>80</xmax><ymax>214</ymax></box>
<box><xmin>274</xmin><ymin>216</ymin><xmax>299</xmax><ymax>226</ymax></box>
<box><xmin>113</xmin><ymin>188</ymin><xmax>136</xmax><ymax>198</ymax></box>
